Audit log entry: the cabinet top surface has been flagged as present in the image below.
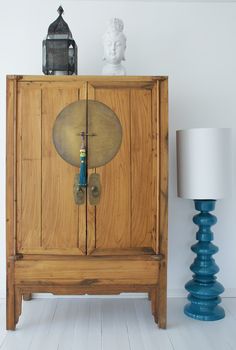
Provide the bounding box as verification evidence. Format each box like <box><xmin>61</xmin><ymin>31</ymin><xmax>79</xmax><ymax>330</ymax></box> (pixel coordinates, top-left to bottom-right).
<box><xmin>7</xmin><ymin>75</ymin><xmax>168</xmax><ymax>83</ymax></box>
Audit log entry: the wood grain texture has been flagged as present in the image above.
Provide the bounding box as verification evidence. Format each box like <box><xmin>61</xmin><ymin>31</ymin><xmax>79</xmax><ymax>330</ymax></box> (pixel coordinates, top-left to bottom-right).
<box><xmin>19</xmin><ymin>87</ymin><xmax>42</xmax><ymax>250</ymax></box>
<box><xmin>20</xmin><ymin>254</ymin><xmax>162</xmax><ymax>261</ymax></box>
<box><xmin>150</xmin><ymin>287</ymin><xmax>158</xmax><ymax>323</ymax></box>
<box><xmin>15</xmin><ymin>259</ymin><xmax>159</xmax><ymax>285</ymax></box>
<box><xmin>152</xmin><ymin>82</ymin><xmax>159</xmax><ymax>253</ymax></box>
<box><xmin>21</xmin><ymin>161</ymin><xmax>41</xmax><ymax>248</ymax></box>
<box><xmin>41</xmin><ymin>86</ymin><xmax>83</xmax><ymax>252</ymax></box>
<box><xmin>14</xmin><ymin>288</ymin><xmax>22</xmax><ymax>325</ymax></box>
<box><xmin>87</xmin><ymin>84</ymin><xmax>96</xmax><ymax>254</ymax></box>
<box><xmin>14</xmin><ymin>75</ymin><xmax>167</xmax><ymax>83</ymax></box>
<box><xmin>6</xmin><ymin>77</ymin><xmax>17</xmax><ymax>258</ymax></box>
<box><xmin>130</xmin><ymin>89</ymin><xmax>154</xmax><ymax>248</ymax></box>
<box><xmin>16</xmin><ymin>82</ymin><xmax>87</xmax><ymax>254</ymax></box>
<box><xmin>88</xmin><ymin>82</ymin><xmax>158</xmax><ymax>255</ymax></box>
<box><xmin>16</xmin><ymin>87</ymin><xmax>22</xmax><ymax>252</ymax></box>
<box><xmin>92</xmin><ymin>87</ymin><xmax>131</xmax><ymax>250</ymax></box>
<box><xmin>6</xmin><ymin>77</ymin><xmax>17</xmax><ymax>330</ymax></box>
<box><xmin>6</xmin><ymin>260</ymin><xmax>15</xmax><ymax>330</ymax></box>
<box><xmin>89</xmin><ymin>247</ymin><xmax>155</xmax><ymax>256</ymax></box>
<box><xmin>12</xmin><ymin>285</ymin><xmax>155</xmax><ymax>297</ymax></box>
<box><xmin>159</xmin><ymin>79</ymin><xmax>168</xmax><ymax>256</ymax></box>
<box><xmin>17</xmin><ymin>247</ymin><xmax>87</xmax><ymax>255</ymax></box>
<box><xmin>158</xmin><ymin>79</ymin><xmax>168</xmax><ymax>329</ymax></box>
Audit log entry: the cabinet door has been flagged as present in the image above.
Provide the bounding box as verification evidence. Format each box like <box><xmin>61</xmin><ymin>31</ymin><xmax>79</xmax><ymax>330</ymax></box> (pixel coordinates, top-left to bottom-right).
<box><xmin>87</xmin><ymin>80</ymin><xmax>159</xmax><ymax>255</ymax></box>
<box><xmin>16</xmin><ymin>81</ymin><xmax>87</xmax><ymax>255</ymax></box>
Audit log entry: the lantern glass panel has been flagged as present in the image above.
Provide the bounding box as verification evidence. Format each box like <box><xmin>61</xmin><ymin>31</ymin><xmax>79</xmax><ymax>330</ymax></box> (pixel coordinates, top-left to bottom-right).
<box><xmin>69</xmin><ymin>45</ymin><xmax>74</xmax><ymax>65</ymax></box>
<box><xmin>47</xmin><ymin>40</ymin><xmax>68</xmax><ymax>70</ymax></box>
<box><xmin>42</xmin><ymin>41</ymin><xmax>46</xmax><ymax>67</ymax></box>
<box><xmin>48</xmin><ymin>34</ymin><xmax>70</xmax><ymax>40</ymax></box>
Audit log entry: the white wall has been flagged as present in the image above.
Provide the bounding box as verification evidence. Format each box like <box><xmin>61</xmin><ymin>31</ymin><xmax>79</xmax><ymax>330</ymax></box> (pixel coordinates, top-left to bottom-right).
<box><xmin>0</xmin><ymin>0</ymin><xmax>236</xmax><ymax>298</ymax></box>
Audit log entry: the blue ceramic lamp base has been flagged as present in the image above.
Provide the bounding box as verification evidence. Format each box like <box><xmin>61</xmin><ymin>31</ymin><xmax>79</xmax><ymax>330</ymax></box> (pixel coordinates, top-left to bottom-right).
<box><xmin>184</xmin><ymin>200</ymin><xmax>225</xmax><ymax>321</ymax></box>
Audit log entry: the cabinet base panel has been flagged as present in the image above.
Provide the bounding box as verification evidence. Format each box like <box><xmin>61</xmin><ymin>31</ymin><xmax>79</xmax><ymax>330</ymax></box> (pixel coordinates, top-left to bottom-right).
<box><xmin>6</xmin><ymin>283</ymin><xmax>165</xmax><ymax>330</ymax></box>
<box><xmin>7</xmin><ymin>257</ymin><xmax>167</xmax><ymax>330</ymax></box>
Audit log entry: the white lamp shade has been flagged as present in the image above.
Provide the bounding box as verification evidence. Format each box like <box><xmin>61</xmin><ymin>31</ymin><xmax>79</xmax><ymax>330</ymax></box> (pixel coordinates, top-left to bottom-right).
<box><xmin>176</xmin><ymin>128</ymin><xmax>231</xmax><ymax>199</ymax></box>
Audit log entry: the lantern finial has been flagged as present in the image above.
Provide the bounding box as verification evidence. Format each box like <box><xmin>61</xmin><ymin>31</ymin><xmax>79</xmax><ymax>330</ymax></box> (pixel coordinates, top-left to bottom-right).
<box><xmin>57</xmin><ymin>6</ymin><xmax>64</xmax><ymax>16</ymax></box>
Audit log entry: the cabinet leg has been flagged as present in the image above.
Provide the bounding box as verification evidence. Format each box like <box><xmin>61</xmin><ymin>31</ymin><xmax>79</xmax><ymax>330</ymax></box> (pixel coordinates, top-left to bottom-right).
<box><xmin>23</xmin><ymin>293</ymin><xmax>32</xmax><ymax>301</ymax></box>
<box><xmin>6</xmin><ymin>261</ymin><xmax>16</xmax><ymax>330</ymax></box>
<box><xmin>6</xmin><ymin>286</ymin><xmax>16</xmax><ymax>330</ymax></box>
<box><xmin>158</xmin><ymin>261</ymin><xmax>167</xmax><ymax>329</ymax></box>
<box><xmin>15</xmin><ymin>288</ymin><xmax>22</xmax><ymax>325</ymax></box>
<box><xmin>6</xmin><ymin>287</ymin><xmax>22</xmax><ymax>330</ymax></box>
<box><xmin>150</xmin><ymin>288</ymin><xmax>158</xmax><ymax>324</ymax></box>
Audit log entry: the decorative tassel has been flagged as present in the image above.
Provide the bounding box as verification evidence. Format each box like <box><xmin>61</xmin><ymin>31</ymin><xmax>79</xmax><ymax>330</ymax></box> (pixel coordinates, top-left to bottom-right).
<box><xmin>79</xmin><ymin>131</ymin><xmax>87</xmax><ymax>187</ymax></box>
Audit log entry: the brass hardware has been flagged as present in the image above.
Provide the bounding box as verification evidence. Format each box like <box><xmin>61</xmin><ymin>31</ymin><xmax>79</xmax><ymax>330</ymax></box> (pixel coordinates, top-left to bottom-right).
<box><xmin>89</xmin><ymin>173</ymin><xmax>101</xmax><ymax>205</ymax></box>
<box><xmin>73</xmin><ymin>174</ymin><xmax>86</xmax><ymax>205</ymax></box>
<box><xmin>76</xmin><ymin>132</ymin><xmax>97</xmax><ymax>137</ymax></box>
<box><xmin>52</xmin><ymin>100</ymin><xmax>122</xmax><ymax>169</ymax></box>
<box><xmin>91</xmin><ymin>186</ymin><xmax>99</xmax><ymax>197</ymax></box>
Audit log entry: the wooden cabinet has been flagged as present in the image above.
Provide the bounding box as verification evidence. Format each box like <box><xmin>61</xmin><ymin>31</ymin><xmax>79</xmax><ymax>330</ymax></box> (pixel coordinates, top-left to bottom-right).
<box><xmin>6</xmin><ymin>75</ymin><xmax>168</xmax><ymax>329</ymax></box>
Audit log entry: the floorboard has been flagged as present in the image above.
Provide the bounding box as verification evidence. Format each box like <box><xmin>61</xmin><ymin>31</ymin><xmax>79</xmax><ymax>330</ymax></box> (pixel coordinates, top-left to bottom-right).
<box><xmin>101</xmin><ymin>299</ymin><xmax>130</xmax><ymax>350</ymax></box>
<box><xmin>0</xmin><ymin>303</ymin><xmax>7</xmax><ymax>349</ymax></box>
<box><xmin>0</xmin><ymin>298</ymin><xmax>236</xmax><ymax>350</ymax></box>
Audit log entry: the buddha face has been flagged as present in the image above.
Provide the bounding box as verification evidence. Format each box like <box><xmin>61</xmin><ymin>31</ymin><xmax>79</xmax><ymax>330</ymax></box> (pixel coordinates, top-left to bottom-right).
<box><xmin>103</xmin><ymin>34</ymin><xmax>126</xmax><ymax>64</ymax></box>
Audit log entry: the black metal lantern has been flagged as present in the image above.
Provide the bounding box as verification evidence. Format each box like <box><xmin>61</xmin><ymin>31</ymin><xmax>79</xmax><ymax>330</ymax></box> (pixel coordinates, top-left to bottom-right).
<box><xmin>42</xmin><ymin>6</ymin><xmax>77</xmax><ymax>75</ymax></box>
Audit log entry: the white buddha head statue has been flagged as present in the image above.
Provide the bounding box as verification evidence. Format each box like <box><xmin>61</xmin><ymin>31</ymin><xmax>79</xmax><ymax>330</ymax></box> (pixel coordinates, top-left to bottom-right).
<box><xmin>103</xmin><ymin>18</ymin><xmax>127</xmax><ymax>65</ymax></box>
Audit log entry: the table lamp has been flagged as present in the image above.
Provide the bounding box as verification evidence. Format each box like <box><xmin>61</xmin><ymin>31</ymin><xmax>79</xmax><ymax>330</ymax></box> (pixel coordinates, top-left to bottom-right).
<box><xmin>176</xmin><ymin>128</ymin><xmax>231</xmax><ymax>321</ymax></box>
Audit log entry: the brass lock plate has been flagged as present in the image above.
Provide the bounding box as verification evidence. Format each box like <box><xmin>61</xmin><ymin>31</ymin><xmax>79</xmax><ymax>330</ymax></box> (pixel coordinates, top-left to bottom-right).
<box><xmin>52</xmin><ymin>100</ymin><xmax>122</xmax><ymax>169</ymax></box>
<box><xmin>73</xmin><ymin>174</ymin><xmax>86</xmax><ymax>205</ymax></box>
<box><xmin>88</xmin><ymin>173</ymin><xmax>101</xmax><ymax>206</ymax></box>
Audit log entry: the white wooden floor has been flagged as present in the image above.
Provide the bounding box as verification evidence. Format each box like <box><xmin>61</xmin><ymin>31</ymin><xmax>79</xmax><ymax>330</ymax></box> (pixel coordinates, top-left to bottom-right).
<box><xmin>0</xmin><ymin>297</ymin><xmax>236</xmax><ymax>350</ymax></box>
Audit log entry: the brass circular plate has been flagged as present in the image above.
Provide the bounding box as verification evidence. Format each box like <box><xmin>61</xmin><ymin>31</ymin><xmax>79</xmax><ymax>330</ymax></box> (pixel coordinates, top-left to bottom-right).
<box><xmin>52</xmin><ymin>100</ymin><xmax>123</xmax><ymax>168</ymax></box>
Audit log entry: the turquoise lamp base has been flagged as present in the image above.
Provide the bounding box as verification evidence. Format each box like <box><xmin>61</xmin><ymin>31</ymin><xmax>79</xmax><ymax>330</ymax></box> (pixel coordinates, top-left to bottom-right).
<box><xmin>184</xmin><ymin>200</ymin><xmax>225</xmax><ymax>321</ymax></box>
<box><xmin>184</xmin><ymin>297</ymin><xmax>225</xmax><ymax>321</ymax></box>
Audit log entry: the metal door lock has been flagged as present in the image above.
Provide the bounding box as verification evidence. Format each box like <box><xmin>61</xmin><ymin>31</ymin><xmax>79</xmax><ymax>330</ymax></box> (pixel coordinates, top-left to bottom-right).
<box><xmin>74</xmin><ymin>174</ymin><xmax>86</xmax><ymax>205</ymax></box>
<box><xmin>89</xmin><ymin>174</ymin><xmax>101</xmax><ymax>205</ymax></box>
